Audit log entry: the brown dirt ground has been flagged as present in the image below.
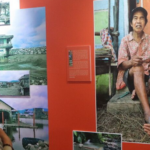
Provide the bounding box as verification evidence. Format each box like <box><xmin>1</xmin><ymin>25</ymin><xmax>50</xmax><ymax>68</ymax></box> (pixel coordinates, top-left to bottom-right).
<box><xmin>97</xmin><ymin>106</ymin><xmax>150</xmax><ymax>143</ymax></box>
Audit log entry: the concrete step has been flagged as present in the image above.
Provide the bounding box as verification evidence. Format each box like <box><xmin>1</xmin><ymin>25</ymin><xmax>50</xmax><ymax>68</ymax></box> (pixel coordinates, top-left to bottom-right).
<box><xmin>107</xmin><ymin>87</ymin><xmax>142</xmax><ymax>113</ymax></box>
<box><xmin>115</xmin><ymin>86</ymin><xmax>129</xmax><ymax>94</ymax></box>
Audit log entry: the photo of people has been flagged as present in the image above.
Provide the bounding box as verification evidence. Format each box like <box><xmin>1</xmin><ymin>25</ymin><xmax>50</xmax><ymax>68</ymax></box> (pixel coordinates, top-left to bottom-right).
<box><xmin>95</xmin><ymin>0</ymin><xmax>150</xmax><ymax>143</ymax></box>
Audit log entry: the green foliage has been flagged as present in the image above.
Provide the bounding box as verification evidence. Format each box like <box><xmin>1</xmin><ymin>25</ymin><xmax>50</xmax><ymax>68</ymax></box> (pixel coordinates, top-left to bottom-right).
<box><xmin>97</xmin><ymin>133</ymin><xmax>105</xmax><ymax>143</ymax></box>
<box><xmin>73</xmin><ymin>132</ymin><xmax>86</xmax><ymax>143</ymax></box>
<box><xmin>96</xmin><ymin>74</ymin><xmax>113</xmax><ymax>94</ymax></box>
<box><xmin>74</xmin><ymin>131</ymin><xmax>77</xmax><ymax>136</ymax></box>
<box><xmin>77</xmin><ymin>135</ymin><xmax>82</xmax><ymax>143</ymax></box>
<box><xmin>94</xmin><ymin>10</ymin><xmax>108</xmax><ymax>45</ymax></box>
<box><xmin>102</xmin><ymin>133</ymin><xmax>121</xmax><ymax>142</ymax></box>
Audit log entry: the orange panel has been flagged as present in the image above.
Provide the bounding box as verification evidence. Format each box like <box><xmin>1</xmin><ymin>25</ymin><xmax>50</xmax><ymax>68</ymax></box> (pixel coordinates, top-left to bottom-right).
<box><xmin>20</xmin><ymin>0</ymin><xmax>96</xmax><ymax>150</ymax></box>
<box><xmin>143</xmin><ymin>0</ymin><xmax>150</xmax><ymax>34</ymax></box>
<box><xmin>136</xmin><ymin>0</ymin><xmax>150</xmax><ymax>34</ymax></box>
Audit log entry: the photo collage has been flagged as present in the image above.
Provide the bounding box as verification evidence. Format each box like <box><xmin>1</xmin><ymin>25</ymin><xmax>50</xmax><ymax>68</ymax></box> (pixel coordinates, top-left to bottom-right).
<box><xmin>0</xmin><ymin>0</ymin><xmax>49</xmax><ymax>149</ymax></box>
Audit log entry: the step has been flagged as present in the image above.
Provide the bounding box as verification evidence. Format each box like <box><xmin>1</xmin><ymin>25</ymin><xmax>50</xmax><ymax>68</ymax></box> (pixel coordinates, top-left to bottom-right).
<box><xmin>107</xmin><ymin>87</ymin><xmax>142</xmax><ymax>113</ymax></box>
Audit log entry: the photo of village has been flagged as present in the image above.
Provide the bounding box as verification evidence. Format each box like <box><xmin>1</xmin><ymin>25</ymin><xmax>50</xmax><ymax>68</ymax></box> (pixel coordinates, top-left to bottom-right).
<box><xmin>0</xmin><ymin>7</ymin><xmax>47</xmax><ymax>85</ymax></box>
<box><xmin>95</xmin><ymin>0</ymin><xmax>150</xmax><ymax>143</ymax></box>
<box><xmin>0</xmin><ymin>70</ymin><xmax>30</xmax><ymax>96</ymax></box>
<box><xmin>73</xmin><ymin>131</ymin><xmax>121</xmax><ymax>150</ymax></box>
<box><xmin>0</xmin><ymin>0</ymin><xmax>10</xmax><ymax>25</ymax></box>
<box><xmin>0</xmin><ymin>85</ymin><xmax>49</xmax><ymax>150</ymax></box>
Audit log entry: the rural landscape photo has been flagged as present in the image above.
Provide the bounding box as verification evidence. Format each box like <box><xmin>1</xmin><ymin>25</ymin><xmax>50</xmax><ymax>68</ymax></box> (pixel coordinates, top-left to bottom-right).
<box><xmin>0</xmin><ymin>7</ymin><xmax>47</xmax><ymax>85</ymax></box>
<box><xmin>0</xmin><ymin>85</ymin><xmax>48</xmax><ymax>150</ymax></box>
<box><xmin>0</xmin><ymin>70</ymin><xmax>30</xmax><ymax>96</ymax></box>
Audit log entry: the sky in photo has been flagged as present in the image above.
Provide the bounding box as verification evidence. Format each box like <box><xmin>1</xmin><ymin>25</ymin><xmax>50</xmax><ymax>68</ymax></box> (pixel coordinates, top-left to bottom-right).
<box><xmin>1</xmin><ymin>0</ymin><xmax>10</xmax><ymax>3</ymax></box>
<box><xmin>1</xmin><ymin>85</ymin><xmax>48</xmax><ymax>110</ymax></box>
<box><xmin>0</xmin><ymin>70</ymin><xmax>29</xmax><ymax>81</ymax></box>
<box><xmin>0</xmin><ymin>0</ymin><xmax>46</xmax><ymax>48</ymax></box>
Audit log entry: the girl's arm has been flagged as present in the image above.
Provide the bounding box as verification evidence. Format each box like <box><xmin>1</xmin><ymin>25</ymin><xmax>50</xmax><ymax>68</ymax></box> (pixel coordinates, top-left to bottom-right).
<box><xmin>0</xmin><ymin>129</ymin><xmax>13</xmax><ymax>150</ymax></box>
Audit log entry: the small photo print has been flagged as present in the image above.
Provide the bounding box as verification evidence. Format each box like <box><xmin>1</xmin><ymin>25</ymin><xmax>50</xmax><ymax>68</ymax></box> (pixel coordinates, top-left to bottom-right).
<box><xmin>69</xmin><ymin>50</ymin><xmax>73</xmax><ymax>66</ymax></box>
<box><xmin>73</xmin><ymin>131</ymin><xmax>122</xmax><ymax>150</ymax></box>
<box><xmin>0</xmin><ymin>70</ymin><xmax>30</xmax><ymax>96</ymax></box>
<box><xmin>0</xmin><ymin>0</ymin><xmax>10</xmax><ymax>25</ymax></box>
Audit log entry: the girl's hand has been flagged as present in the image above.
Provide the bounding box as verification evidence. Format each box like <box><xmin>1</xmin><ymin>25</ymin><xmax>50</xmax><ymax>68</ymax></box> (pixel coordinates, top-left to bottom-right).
<box><xmin>143</xmin><ymin>124</ymin><xmax>150</xmax><ymax>135</ymax></box>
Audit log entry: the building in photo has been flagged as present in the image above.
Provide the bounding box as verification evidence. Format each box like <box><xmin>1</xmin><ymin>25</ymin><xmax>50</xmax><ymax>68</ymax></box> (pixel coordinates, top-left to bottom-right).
<box><xmin>0</xmin><ymin>34</ymin><xmax>13</xmax><ymax>63</ymax></box>
<box><xmin>0</xmin><ymin>2</ymin><xmax>10</xmax><ymax>25</ymax></box>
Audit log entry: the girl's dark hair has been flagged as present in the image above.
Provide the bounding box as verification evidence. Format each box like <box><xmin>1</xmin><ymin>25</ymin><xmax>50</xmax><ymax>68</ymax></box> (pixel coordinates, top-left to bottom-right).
<box><xmin>129</xmin><ymin>7</ymin><xmax>148</xmax><ymax>25</ymax></box>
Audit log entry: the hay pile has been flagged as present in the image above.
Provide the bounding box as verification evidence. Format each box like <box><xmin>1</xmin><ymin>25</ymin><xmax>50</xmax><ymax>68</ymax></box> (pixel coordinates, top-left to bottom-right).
<box><xmin>97</xmin><ymin>106</ymin><xmax>150</xmax><ymax>143</ymax></box>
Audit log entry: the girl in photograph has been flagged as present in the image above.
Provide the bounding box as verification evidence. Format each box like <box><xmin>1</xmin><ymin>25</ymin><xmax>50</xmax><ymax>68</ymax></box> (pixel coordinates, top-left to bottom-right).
<box><xmin>118</xmin><ymin>7</ymin><xmax>150</xmax><ymax>123</ymax></box>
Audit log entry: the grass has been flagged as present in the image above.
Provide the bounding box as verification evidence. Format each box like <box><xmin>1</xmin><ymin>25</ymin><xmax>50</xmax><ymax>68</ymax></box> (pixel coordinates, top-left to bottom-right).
<box><xmin>94</xmin><ymin>10</ymin><xmax>108</xmax><ymax>45</ymax></box>
<box><xmin>0</xmin><ymin>54</ymin><xmax>47</xmax><ymax>85</ymax></box>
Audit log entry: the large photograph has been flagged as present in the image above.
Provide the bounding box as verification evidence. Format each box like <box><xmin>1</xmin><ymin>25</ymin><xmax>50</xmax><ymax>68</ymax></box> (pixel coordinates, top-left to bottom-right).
<box><xmin>95</xmin><ymin>0</ymin><xmax>150</xmax><ymax>143</ymax></box>
<box><xmin>0</xmin><ymin>6</ymin><xmax>47</xmax><ymax>85</ymax></box>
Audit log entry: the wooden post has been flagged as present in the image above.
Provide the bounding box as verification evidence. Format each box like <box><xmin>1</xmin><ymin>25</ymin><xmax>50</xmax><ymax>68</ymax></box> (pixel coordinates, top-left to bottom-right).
<box><xmin>108</xmin><ymin>0</ymin><xmax>111</xmax><ymax>33</ymax></box>
<box><xmin>113</xmin><ymin>6</ymin><xmax>115</xmax><ymax>28</ymax></box>
<box><xmin>111</xmin><ymin>0</ymin><xmax>119</xmax><ymax>96</ymax></box>
<box><xmin>114</xmin><ymin>0</ymin><xmax>119</xmax><ymax>31</ymax></box>
<box><xmin>19</xmin><ymin>127</ymin><xmax>20</xmax><ymax>140</ymax></box>
<box><xmin>33</xmin><ymin>113</ymin><xmax>35</xmax><ymax>126</ymax></box>
<box><xmin>33</xmin><ymin>128</ymin><xmax>35</xmax><ymax>138</ymax></box>
<box><xmin>2</xmin><ymin>112</ymin><xmax>4</xmax><ymax>124</ymax></box>
<box><xmin>18</xmin><ymin>113</ymin><xmax>20</xmax><ymax>126</ymax></box>
<box><xmin>112</xmin><ymin>65</ymin><xmax>118</xmax><ymax>96</ymax></box>
<box><xmin>109</xmin><ymin>58</ymin><xmax>111</xmax><ymax>96</ymax></box>
<box><xmin>113</xmin><ymin>0</ymin><xmax>119</xmax><ymax>57</ymax></box>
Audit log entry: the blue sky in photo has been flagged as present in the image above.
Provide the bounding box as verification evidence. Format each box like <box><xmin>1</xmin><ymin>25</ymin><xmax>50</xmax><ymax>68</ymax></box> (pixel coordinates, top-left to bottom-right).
<box><xmin>1</xmin><ymin>0</ymin><xmax>10</xmax><ymax>3</ymax></box>
<box><xmin>0</xmin><ymin>70</ymin><xmax>29</xmax><ymax>81</ymax></box>
<box><xmin>0</xmin><ymin>6</ymin><xmax>46</xmax><ymax>48</ymax></box>
<box><xmin>1</xmin><ymin>85</ymin><xmax>48</xmax><ymax>110</ymax></box>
